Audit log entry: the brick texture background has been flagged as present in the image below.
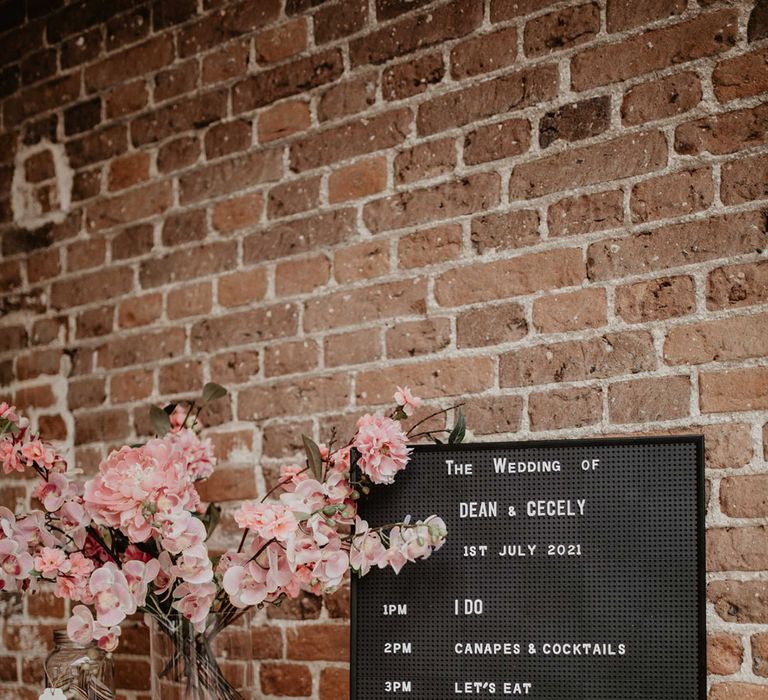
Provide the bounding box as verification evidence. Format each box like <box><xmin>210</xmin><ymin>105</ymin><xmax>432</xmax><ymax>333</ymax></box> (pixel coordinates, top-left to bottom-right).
<box><xmin>0</xmin><ymin>0</ymin><xmax>767</xmax><ymax>697</ymax></box>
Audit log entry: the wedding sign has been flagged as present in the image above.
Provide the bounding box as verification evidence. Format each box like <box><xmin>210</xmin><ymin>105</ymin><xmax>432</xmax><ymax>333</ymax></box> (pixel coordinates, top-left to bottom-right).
<box><xmin>351</xmin><ymin>436</ymin><xmax>705</xmax><ymax>700</ymax></box>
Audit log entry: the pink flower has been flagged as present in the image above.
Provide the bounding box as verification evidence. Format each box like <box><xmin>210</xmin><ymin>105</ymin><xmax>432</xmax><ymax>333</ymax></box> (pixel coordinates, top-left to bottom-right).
<box><xmin>0</xmin><ymin>439</ymin><xmax>23</xmax><ymax>474</ymax></box>
<box><xmin>169</xmin><ymin>429</ymin><xmax>215</xmax><ymax>481</ymax></box>
<box><xmin>35</xmin><ymin>547</ymin><xmax>67</xmax><ymax>575</ymax></box>
<box><xmin>0</xmin><ymin>537</ymin><xmax>33</xmax><ymax>589</ymax></box>
<box><xmin>312</xmin><ymin>543</ymin><xmax>348</xmax><ymax>589</ymax></box>
<box><xmin>95</xmin><ymin>625</ymin><xmax>121</xmax><ymax>652</ymax></box>
<box><xmin>0</xmin><ymin>402</ymin><xmax>20</xmax><ymax>424</ymax></box>
<box><xmin>67</xmin><ymin>605</ymin><xmax>94</xmax><ymax>646</ymax></box>
<box><xmin>394</xmin><ymin>386</ymin><xmax>422</xmax><ymax>417</ymax></box>
<box><xmin>278</xmin><ymin>464</ymin><xmax>308</xmax><ymax>492</ymax></box>
<box><xmin>234</xmin><ymin>503</ymin><xmax>297</xmax><ymax>542</ymax></box>
<box><xmin>123</xmin><ymin>559</ymin><xmax>160</xmax><ymax>608</ymax></box>
<box><xmin>160</xmin><ymin>513</ymin><xmax>207</xmax><ymax>554</ymax></box>
<box><xmin>353</xmin><ymin>414</ymin><xmax>411</xmax><ymax>485</ymax></box>
<box><xmin>20</xmin><ymin>440</ymin><xmax>57</xmax><ymax>470</ymax></box>
<box><xmin>170</xmin><ymin>544</ymin><xmax>213</xmax><ymax>585</ymax></box>
<box><xmin>35</xmin><ymin>473</ymin><xmax>76</xmax><ymax>512</ymax></box>
<box><xmin>173</xmin><ymin>582</ymin><xmax>216</xmax><ymax>631</ymax></box>
<box><xmin>89</xmin><ymin>563</ymin><xmax>136</xmax><ymax>628</ymax></box>
<box><xmin>350</xmin><ymin>518</ymin><xmax>387</xmax><ymax>576</ymax></box>
<box><xmin>223</xmin><ymin>561</ymin><xmax>270</xmax><ymax>608</ymax></box>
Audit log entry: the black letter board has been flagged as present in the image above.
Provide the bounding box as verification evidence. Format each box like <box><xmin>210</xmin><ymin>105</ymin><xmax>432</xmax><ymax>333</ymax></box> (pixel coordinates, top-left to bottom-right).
<box><xmin>351</xmin><ymin>436</ymin><xmax>705</xmax><ymax>700</ymax></box>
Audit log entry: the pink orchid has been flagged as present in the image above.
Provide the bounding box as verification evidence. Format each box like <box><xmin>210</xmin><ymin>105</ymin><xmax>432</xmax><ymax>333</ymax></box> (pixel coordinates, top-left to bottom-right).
<box><xmin>169</xmin><ymin>544</ymin><xmax>213</xmax><ymax>585</ymax></box>
<box><xmin>0</xmin><ymin>537</ymin><xmax>33</xmax><ymax>589</ymax></box>
<box><xmin>173</xmin><ymin>582</ymin><xmax>217</xmax><ymax>631</ymax></box>
<box><xmin>394</xmin><ymin>386</ymin><xmax>422</xmax><ymax>417</ymax></box>
<box><xmin>20</xmin><ymin>440</ymin><xmax>57</xmax><ymax>470</ymax></box>
<box><xmin>353</xmin><ymin>414</ymin><xmax>411</xmax><ymax>485</ymax></box>
<box><xmin>89</xmin><ymin>563</ymin><xmax>136</xmax><ymax>628</ymax></box>
<box><xmin>123</xmin><ymin>559</ymin><xmax>160</xmax><ymax>608</ymax></box>
<box><xmin>222</xmin><ymin>561</ymin><xmax>270</xmax><ymax>608</ymax></box>
<box><xmin>160</xmin><ymin>513</ymin><xmax>207</xmax><ymax>554</ymax></box>
<box><xmin>350</xmin><ymin>518</ymin><xmax>388</xmax><ymax>576</ymax></box>
<box><xmin>35</xmin><ymin>472</ymin><xmax>76</xmax><ymax>512</ymax></box>
<box><xmin>67</xmin><ymin>605</ymin><xmax>95</xmax><ymax>646</ymax></box>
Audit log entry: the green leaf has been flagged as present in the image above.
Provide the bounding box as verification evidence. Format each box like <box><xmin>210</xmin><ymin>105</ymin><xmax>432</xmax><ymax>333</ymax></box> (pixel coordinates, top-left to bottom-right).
<box><xmin>302</xmin><ymin>434</ymin><xmax>324</xmax><ymax>481</ymax></box>
<box><xmin>201</xmin><ymin>502</ymin><xmax>222</xmax><ymax>540</ymax></box>
<box><xmin>0</xmin><ymin>418</ymin><xmax>19</xmax><ymax>436</ymax></box>
<box><xmin>448</xmin><ymin>408</ymin><xmax>466</xmax><ymax>444</ymax></box>
<box><xmin>202</xmin><ymin>382</ymin><xmax>228</xmax><ymax>403</ymax></box>
<box><xmin>149</xmin><ymin>404</ymin><xmax>172</xmax><ymax>436</ymax></box>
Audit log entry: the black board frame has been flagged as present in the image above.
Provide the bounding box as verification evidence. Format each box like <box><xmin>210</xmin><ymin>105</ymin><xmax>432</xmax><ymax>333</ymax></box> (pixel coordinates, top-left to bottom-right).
<box><xmin>349</xmin><ymin>434</ymin><xmax>707</xmax><ymax>700</ymax></box>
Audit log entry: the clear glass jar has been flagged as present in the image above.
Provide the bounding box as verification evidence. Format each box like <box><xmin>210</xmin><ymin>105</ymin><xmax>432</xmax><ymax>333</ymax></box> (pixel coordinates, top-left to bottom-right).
<box><xmin>149</xmin><ymin>610</ymin><xmax>255</xmax><ymax>699</ymax></box>
<box><xmin>43</xmin><ymin>630</ymin><xmax>115</xmax><ymax>699</ymax></box>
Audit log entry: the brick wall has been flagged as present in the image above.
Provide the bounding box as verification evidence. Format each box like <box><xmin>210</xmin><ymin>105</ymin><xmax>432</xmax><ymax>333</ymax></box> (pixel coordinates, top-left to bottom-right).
<box><xmin>0</xmin><ymin>0</ymin><xmax>767</xmax><ymax>697</ymax></box>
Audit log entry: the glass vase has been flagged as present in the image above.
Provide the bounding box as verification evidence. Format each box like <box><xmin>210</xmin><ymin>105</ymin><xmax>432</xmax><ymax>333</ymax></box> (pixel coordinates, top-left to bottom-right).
<box><xmin>148</xmin><ymin>610</ymin><xmax>255</xmax><ymax>699</ymax></box>
<box><xmin>44</xmin><ymin>630</ymin><xmax>115</xmax><ymax>699</ymax></box>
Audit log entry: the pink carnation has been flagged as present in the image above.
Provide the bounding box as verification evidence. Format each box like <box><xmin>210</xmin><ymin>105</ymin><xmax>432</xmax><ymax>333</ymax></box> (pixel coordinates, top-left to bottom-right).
<box><xmin>353</xmin><ymin>414</ymin><xmax>411</xmax><ymax>485</ymax></box>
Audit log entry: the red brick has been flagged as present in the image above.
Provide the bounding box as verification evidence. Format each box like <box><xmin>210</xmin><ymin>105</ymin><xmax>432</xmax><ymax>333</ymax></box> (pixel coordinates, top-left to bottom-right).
<box><xmin>700</xmin><ymin>367</ymin><xmax>768</xmax><ymax>413</ymax></box>
<box><xmin>4</xmin><ymin>74</ymin><xmax>80</xmax><ymax>126</ymax></box>
<box><xmin>548</xmin><ymin>190</ymin><xmax>624</xmax><ymax>237</ymax></box>
<box><xmin>140</xmin><ymin>242</ymin><xmax>237</xmax><ymax>288</ymax></box>
<box><xmin>335</xmin><ymin>240</ymin><xmax>390</xmax><ymax>283</ymax></box>
<box><xmin>117</xmin><ymin>293</ymin><xmax>163</xmax><ymax>329</ymax></box>
<box><xmin>160</xmin><ymin>359</ymin><xmax>203</xmax><ymax>394</ymax></box>
<box><xmin>16</xmin><ymin>350</ymin><xmax>64</xmax><ymax>381</ymax></box>
<box><xmin>24</xmin><ymin>151</ymin><xmax>55</xmax><ymax>183</ymax></box>
<box><xmin>66</xmin><ymin>124</ymin><xmax>128</xmax><ymax>169</ymax></box>
<box><xmin>245</xmin><ymin>209</ymin><xmax>356</xmax><ymax>262</ymax></box>
<box><xmin>608</xmin><ymin>375</ymin><xmax>690</xmax><ymax>424</ymax></box>
<box><xmin>218</xmin><ymin>269</ymin><xmax>268</xmax><ymax>308</ymax></box>
<box><xmin>607</xmin><ymin>0</ymin><xmax>686</xmax><ymax>32</ymax></box>
<box><xmin>676</xmin><ymin>103</ymin><xmax>768</xmax><ymax>156</ymax></box>
<box><xmin>76</xmin><ymin>305</ymin><xmax>113</xmax><ymax>338</ymax></box>
<box><xmin>539</xmin><ymin>96</ymin><xmax>611</xmax><ymax>149</ymax></box>
<box><xmin>238</xmin><ymin>374</ymin><xmax>350</xmax><ymax>420</ymax></box>
<box><xmin>318</xmin><ymin>72</ymin><xmax>377</xmax><ymax>122</ymax></box>
<box><xmin>364</xmin><ymin>173</ymin><xmax>500</xmax><ymax>233</ymax></box>
<box><xmin>464</xmin><ymin>118</ymin><xmax>531</xmax><ymax>165</ymax></box>
<box><xmin>754</xmin><ymin>634</ymin><xmax>768</xmax><ymax>677</ymax></box>
<box><xmin>329</xmin><ymin>156</ymin><xmax>388</xmax><ymax>204</ymax></box>
<box><xmin>709</xmin><ymin>683</ymin><xmax>768</xmax><ymax>699</ymax></box>
<box><xmin>154</xmin><ymin>60</ymin><xmax>199</xmax><ymax>103</ymax></box>
<box><xmin>397</xmin><ymin>224</ymin><xmax>463</xmax><ymax>269</ymax></box>
<box><xmin>464</xmin><ymin>395</ymin><xmax>524</xmax><ymax>435</ymax></box>
<box><xmin>622</xmin><ymin>72</ymin><xmax>702</xmax><ymax>126</ymax></box>
<box><xmin>131</xmin><ymin>90</ymin><xmax>227</xmax><ymax>147</ymax></box>
<box><xmin>51</xmin><ymin>266</ymin><xmax>134</xmax><ymax>309</ymax></box>
<box><xmin>106</xmin><ymin>6</ymin><xmax>150</xmax><ymax>50</ymax></box>
<box><xmin>721</xmin><ymin>475</ymin><xmax>768</xmax><ymax>518</ymax></box>
<box><xmin>265</xmin><ymin>340</ymin><xmax>319</xmax><ymax>377</ymax></box>
<box><xmin>304</xmin><ymin>278</ymin><xmax>426</xmax><ymax>331</ymax></box>
<box><xmin>63</xmin><ymin>98</ymin><xmax>101</xmax><ymax>136</ymax></box>
<box><xmin>381</xmin><ymin>52</ymin><xmax>445</xmax><ymax>101</ymax></box>
<box><xmin>67</xmin><ymin>238</ymin><xmax>106</xmax><ymax>272</ymax></box>
<box><xmin>180</xmin><ymin>150</ymin><xmax>282</xmax><ymax>204</ymax></box>
<box><xmin>533</xmin><ymin>288</ymin><xmax>607</xmax><ymax>333</ymax></box>
<box><xmin>260</xmin><ymin>663</ymin><xmax>312</xmax><ymax>696</ymax></box>
<box><xmin>255</xmin><ymin>18</ymin><xmax>307</xmax><ymax>63</ymax></box>
<box><xmin>707</xmin><ymin>634</ymin><xmax>743</xmax><ymax>676</ymax></box>
<box><xmin>201</xmin><ymin>39</ymin><xmax>249</xmax><ymax>85</ymax></box>
<box><xmin>108</xmin><ymin>152</ymin><xmax>150</xmax><ymax>191</ymax></box>
<box><xmin>709</xmin><ymin>580</ymin><xmax>768</xmax><ymax>623</ymax></box>
<box><xmin>212</xmin><ymin>192</ymin><xmax>264</xmax><ymax>233</ymax></box>
<box><xmin>417</xmin><ymin>64</ymin><xmax>558</xmax><ymax>136</ymax></box>
<box><xmin>635</xmin><ymin>166</ymin><xmax>715</xmax><ymax>224</ymax></box>
<box><xmin>98</xmin><ymin>328</ymin><xmax>186</xmax><ymax>369</ymax></box>
<box><xmin>276</xmin><ymin>255</ymin><xmax>331</xmax><ymax>296</ymax></box>
<box><xmin>587</xmin><ymin>211</ymin><xmax>767</xmax><ymax>281</ymax></box>
<box><xmin>435</xmin><ymin>248</ymin><xmax>585</xmax><ymax>306</ymax></box>
<box><xmin>721</xmin><ymin>152</ymin><xmax>768</xmax><ymax>205</ymax></box>
<box><xmin>86</xmin><ymin>182</ymin><xmax>172</xmax><ymax>231</ymax></box>
<box><xmin>386</xmin><ymin>318</ymin><xmax>451</xmax><ymax>358</ymax></box>
<box><xmin>314</xmin><ymin>0</ymin><xmax>367</xmax><ymax>44</ymax></box>
<box><xmin>451</xmin><ymin>26</ymin><xmax>518</xmax><ymax>79</ymax></box>
<box><xmin>664</xmin><ymin>312</ymin><xmax>768</xmax><ymax>365</ymax></box>
<box><xmin>510</xmin><ymin>131</ymin><xmax>667</xmax><ymax>200</ymax></box>
<box><xmin>457</xmin><ymin>302</ymin><xmax>527</xmax><ymax>348</ymax></box>
<box><xmin>357</xmin><ymin>357</ymin><xmax>494</xmax><ymax>404</ymax></box>
<box><xmin>85</xmin><ymin>36</ymin><xmax>174</xmax><ymax>92</ymax></box>
<box><xmin>707</xmin><ymin>526</ymin><xmax>768</xmax><ymax>572</ymax></box>
<box><xmin>191</xmin><ymin>305</ymin><xmax>299</xmax><ymax>352</ymax></box>
<box><xmin>571</xmin><ymin>10</ymin><xmax>737</xmax><ymax>90</ymax></box>
<box><xmin>204</xmin><ymin>119</ymin><xmax>252</xmax><ymax>160</ymax></box>
<box><xmin>524</xmin><ymin>3</ymin><xmax>600</xmax><ymax>57</ymax></box>
<box><xmin>291</xmin><ymin>108</ymin><xmax>410</xmax><ymax>172</ymax></box>
<box><xmin>707</xmin><ymin>259</ymin><xmax>768</xmax><ymax>310</ymax></box>
<box><xmin>350</xmin><ymin>0</ymin><xmax>483</xmax><ymax>67</ymax></box>
<box><xmin>470</xmin><ymin>210</ymin><xmax>539</xmax><ymax>254</ymax></box>
<box><xmin>500</xmin><ymin>330</ymin><xmax>656</xmax><ymax>387</ymax></box>
<box><xmin>325</xmin><ymin>329</ymin><xmax>381</xmax><ymax>367</ymax></box>
<box><xmin>268</xmin><ymin>176</ymin><xmax>321</xmax><ymax>219</ymax></box>
<box><xmin>106</xmin><ymin>79</ymin><xmax>148</xmax><ymax>119</ymax></box>
<box><xmin>713</xmin><ymin>47</ymin><xmax>768</xmax><ymax>102</ymax></box>
<box><xmin>163</xmin><ymin>209</ymin><xmax>206</xmax><ymax>246</ymax></box>
<box><xmin>258</xmin><ymin>100</ymin><xmax>311</xmax><ymax>144</ymax></box>
<box><xmin>394</xmin><ymin>138</ymin><xmax>456</xmax><ymax>185</ymax></box>
<box><xmin>529</xmin><ymin>386</ymin><xmax>603</xmax><ymax>431</ymax></box>
<box><xmin>61</xmin><ymin>27</ymin><xmax>103</xmax><ymax>68</ymax></box>
<box><xmin>210</xmin><ymin>351</ymin><xmax>261</xmax><ymax>386</ymax></box>
<box><xmin>158</xmin><ymin>135</ymin><xmax>201</xmax><ymax>174</ymax></box>
<box><xmin>167</xmin><ymin>282</ymin><xmax>212</xmax><ymax>320</ymax></box>
<box><xmin>320</xmin><ymin>667</ymin><xmax>349</xmax><ymax>700</ymax></box>
<box><xmin>615</xmin><ymin>276</ymin><xmax>696</xmax><ymax>323</ymax></box>
<box><xmin>233</xmin><ymin>49</ymin><xmax>343</xmax><ymax>113</ymax></box>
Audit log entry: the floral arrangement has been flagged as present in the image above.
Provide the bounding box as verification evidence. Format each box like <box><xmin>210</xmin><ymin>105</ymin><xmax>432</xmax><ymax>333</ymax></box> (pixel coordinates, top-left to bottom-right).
<box><xmin>0</xmin><ymin>384</ymin><xmax>460</xmax><ymax>698</ymax></box>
